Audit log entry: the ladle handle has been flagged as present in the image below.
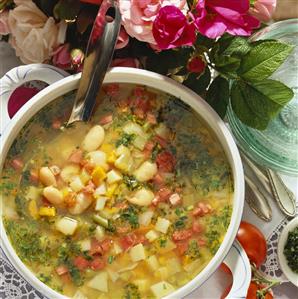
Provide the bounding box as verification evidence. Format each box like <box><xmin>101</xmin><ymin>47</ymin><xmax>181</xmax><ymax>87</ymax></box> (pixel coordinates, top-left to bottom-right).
<box><xmin>67</xmin><ymin>0</ymin><xmax>121</xmax><ymax>125</ymax></box>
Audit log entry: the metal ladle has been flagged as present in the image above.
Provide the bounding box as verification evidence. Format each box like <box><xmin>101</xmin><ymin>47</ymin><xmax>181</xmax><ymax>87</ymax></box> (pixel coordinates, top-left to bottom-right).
<box><xmin>67</xmin><ymin>0</ymin><xmax>121</xmax><ymax>125</ymax></box>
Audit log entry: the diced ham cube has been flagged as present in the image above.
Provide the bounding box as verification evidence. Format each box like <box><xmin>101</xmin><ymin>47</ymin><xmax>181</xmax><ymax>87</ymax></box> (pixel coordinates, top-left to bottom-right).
<box><xmin>169</xmin><ymin>193</ymin><xmax>181</xmax><ymax>206</ymax></box>
<box><xmin>68</xmin><ymin>149</ymin><xmax>83</xmax><ymax>164</ymax></box>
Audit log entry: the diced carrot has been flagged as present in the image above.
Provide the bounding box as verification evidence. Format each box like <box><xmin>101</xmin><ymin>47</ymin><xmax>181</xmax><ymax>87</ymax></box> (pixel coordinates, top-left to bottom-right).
<box><xmin>90</xmin><ymin>258</ymin><xmax>105</xmax><ymax>271</ymax></box>
<box><xmin>60</xmin><ymin>273</ymin><xmax>71</xmax><ymax>283</ymax></box>
<box><xmin>64</xmin><ymin>192</ymin><xmax>76</xmax><ymax>208</ymax></box>
<box><xmin>169</xmin><ymin>193</ymin><xmax>181</xmax><ymax>206</ymax></box>
<box><xmin>192</xmin><ymin>207</ymin><xmax>203</xmax><ymax>217</ymax></box>
<box><xmin>52</xmin><ymin>119</ymin><xmax>62</xmax><ymax>129</ymax></box>
<box><xmin>176</xmin><ymin>241</ymin><xmax>189</xmax><ymax>255</ymax></box>
<box><xmin>146</xmin><ymin>112</ymin><xmax>157</xmax><ymax>124</ymax></box>
<box><xmin>99</xmin><ymin>114</ymin><xmax>113</xmax><ymax>125</ymax></box>
<box><xmin>68</xmin><ymin>149</ymin><xmax>83</xmax><ymax>164</ymax></box>
<box><xmin>11</xmin><ymin>158</ymin><xmax>23</xmax><ymax>171</ymax></box>
<box><xmin>134</xmin><ymin>107</ymin><xmax>145</xmax><ymax>119</ymax></box>
<box><xmin>83</xmin><ymin>161</ymin><xmax>95</xmax><ymax>174</ymax></box>
<box><xmin>100</xmin><ymin>239</ymin><xmax>112</xmax><ymax>253</ymax></box>
<box><xmin>56</xmin><ymin>265</ymin><xmax>69</xmax><ymax>276</ymax></box>
<box><xmin>142</xmin><ymin>141</ymin><xmax>155</xmax><ymax>158</ymax></box>
<box><xmin>114</xmin><ymin>202</ymin><xmax>128</xmax><ymax>210</ymax></box>
<box><xmin>172</xmin><ymin>229</ymin><xmax>193</xmax><ymax>241</ymax></box>
<box><xmin>73</xmin><ymin>256</ymin><xmax>90</xmax><ymax>270</ymax></box>
<box><xmin>158</xmin><ymin>187</ymin><xmax>172</xmax><ymax>201</ymax></box>
<box><xmin>116</xmin><ymin>225</ymin><xmax>131</xmax><ymax>234</ymax></box>
<box><xmin>156</xmin><ymin>151</ymin><xmax>175</xmax><ymax>172</ymax></box>
<box><xmin>192</xmin><ymin>221</ymin><xmax>204</xmax><ymax>233</ymax></box>
<box><xmin>119</xmin><ymin>233</ymin><xmax>146</xmax><ymax>251</ymax></box>
<box><xmin>193</xmin><ymin>202</ymin><xmax>212</xmax><ymax>217</ymax></box>
<box><xmin>82</xmin><ymin>180</ymin><xmax>96</xmax><ymax>194</ymax></box>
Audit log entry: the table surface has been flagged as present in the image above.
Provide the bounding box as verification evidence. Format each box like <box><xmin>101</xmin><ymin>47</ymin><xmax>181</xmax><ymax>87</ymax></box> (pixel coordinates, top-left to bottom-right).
<box><xmin>0</xmin><ymin>41</ymin><xmax>297</xmax><ymax>298</ymax></box>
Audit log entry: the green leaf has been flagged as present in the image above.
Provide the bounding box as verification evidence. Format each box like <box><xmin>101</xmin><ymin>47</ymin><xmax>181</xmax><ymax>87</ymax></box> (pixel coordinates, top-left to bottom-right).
<box><xmin>239</xmin><ymin>41</ymin><xmax>294</xmax><ymax>82</ymax></box>
<box><xmin>231</xmin><ymin>79</ymin><xmax>294</xmax><ymax>130</ymax></box>
<box><xmin>231</xmin><ymin>81</ymin><xmax>269</xmax><ymax>130</ymax></box>
<box><xmin>206</xmin><ymin>76</ymin><xmax>229</xmax><ymax>119</ymax></box>
<box><xmin>53</xmin><ymin>0</ymin><xmax>81</xmax><ymax>21</ymax></box>
<box><xmin>222</xmin><ymin>37</ymin><xmax>251</xmax><ymax>57</ymax></box>
<box><xmin>183</xmin><ymin>67</ymin><xmax>211</xmax><ymax>95</ymax></box>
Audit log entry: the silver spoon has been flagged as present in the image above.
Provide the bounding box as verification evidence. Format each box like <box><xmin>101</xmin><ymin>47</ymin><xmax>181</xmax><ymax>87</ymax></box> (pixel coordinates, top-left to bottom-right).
<box><xmin>67</xmin><ymin>0</ymin><xmax>121</xmax><ymax>125</ymax></box>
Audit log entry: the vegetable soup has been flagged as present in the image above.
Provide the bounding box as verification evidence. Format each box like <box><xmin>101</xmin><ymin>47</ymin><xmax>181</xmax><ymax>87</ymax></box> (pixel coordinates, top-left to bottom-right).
<box><xmin>1</xmin><ymin>84</ymin><xmax>233</xmax><ymax>299</ymax></box>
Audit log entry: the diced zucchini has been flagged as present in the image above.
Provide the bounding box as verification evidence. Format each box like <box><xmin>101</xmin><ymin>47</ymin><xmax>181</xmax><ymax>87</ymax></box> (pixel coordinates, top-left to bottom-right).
<box><xmin>69</xmin><ymin>176</ymin><xmax>84</xmax><ymax>192</ymax></box>
<box><xmin>129</xmin><ymin>243</ymin><xmax>146</xmax><ymax>262</ymax></box>
<box><xmin>25</xmin><ymin>186</ymin><xmax>42</xmax><ymax>201</ymax></box>
<box><xmin>155</xmin><ymin>217</ymin><xmax>171</xmax><ymax>234</ymax></box>
<box><xmin>87</xmin><ymin>271</ymin><xmax>108</xmax><ymax>292</ymax></box>
<box><xmin>146</xmin><ymin>255</ymin><xmax>159</xmax><ymax>271</ymax></box>
<box><xmin>123</xmin><ymin>122</ymin><xmax>144</xmax><ymax>136</ymax></box>
<box><xmin>145</xmin><ymin>230</ymin><xmax>159</xmax><ymax>242</ymax></box>
<box><xmin>154</xmin><ymin>123</ymin><xmax>170</xmax><ymax>139</ymax></box>
<box><xmin>94</xmin><ymin>183</ymin><xmax>107</xmax><ymax>197</ymax></box>
<box><xmin>55</xmin><ymin>217</ymin><xmax>78</xmax><ymax>235</ymax></box>
<box><xmin>94</xmin><ymin>225</ymin><xmax>105</xmax><ymax>241</ymax></box>
<box><xmin>183</xmin><ymin>259</ymin><xmax>201</xmax><ymax>273</ymax></box>
<box><xmin>139</xmin><ymin>210</ymin><xmax>154</xmax><ymax>226</ymax></box>
<box><xmin>159</xmin><ymin>240</ymin><xmax>177</xmax><ymax>254</ymax></box>
<box><xmin>133</xmin><ymin>136</ymin><xmax>147</xmax><ymax>150</ymax></box>
<box><xmin>150</xmin><ymin>281</ymin><xmax>175</xmax><ymax>298</ymax></box>
<box><xmin>115</xmin><ymin>145</ymin><xmax>130</xmax><ymax>157</ymax></box>
<box><xmin>106</xmin><ymin>169</ymin><xmax>122</xmax><ymax>184</ymax></box>
<box><xmin>78</xmin><ymin>239</ymin><xmax>91</xmax><ymax>251</ymax></box>
<box><xmin>92</xmin><ymin>214</ymin><xmax>109</xmax><ymax>228</ymax></box>
<box><xmin>95</xmin><ymin>196</ymin><xmax>107</xmax><ymax>211</ymax></box>
<box><xmin>114</xmin><ymin>154</ymin><xmax>133</xmax><ymax>173</ymax></box>
<box><xmin>87</xmin><ymin>151</ymin><xmax>107</xmax><ymax>168</ymax></box>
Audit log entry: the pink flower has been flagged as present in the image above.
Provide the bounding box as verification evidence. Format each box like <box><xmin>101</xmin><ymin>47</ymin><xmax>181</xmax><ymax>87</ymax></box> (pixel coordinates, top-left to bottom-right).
<box><xmin>249</xmin><ymin>0</ymin><xmax>276</xmax><ymax>22</ymax></box>
<box><xmin>153</xmin><ymin>5</ymin><xmax>196</xmax><ymax>50</ymax></box>
<box><xmin>119</xmin><ymin>0</ymin><xmax>187</xmax><ymax>45</ymax></box>
<box><xmin>194</xmin><ymin>0</ymin><xmax>260</xmax><ymax>39</ymax></box>
<box><xmin>112</xmin><ymin>58</ymin><xmax>140</xmax><ymax>68</ymax></box>
<box><xmin>116</xmin><ymin>27</ymin><xmax>129</xmax><ymax>49</ymax></box>
<box><xmin>52</xmin><ymin>44</ymin><xmax>71</xmax><ymax>70</ymax></box>
<box><xmin>0</xmin><ymin>11</ymin><xmax>10</xmax><ymax>35</ymax></box>
<box><xmin>187</xmin><ymin>56</ymin><xmax>206</xmax><ymax>73</ymax></box>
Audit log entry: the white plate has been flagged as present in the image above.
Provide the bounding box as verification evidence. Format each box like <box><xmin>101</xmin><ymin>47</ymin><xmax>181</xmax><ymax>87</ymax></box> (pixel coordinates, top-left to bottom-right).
<box><xmin>277</xmin><ymin>217</ymin><xmax>298</xmax><ymax>286</ymax></box>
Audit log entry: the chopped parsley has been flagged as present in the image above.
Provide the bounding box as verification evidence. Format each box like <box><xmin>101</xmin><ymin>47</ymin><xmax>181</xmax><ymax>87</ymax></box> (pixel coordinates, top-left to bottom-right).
<box><xmin>108</xmin><ymin>255</ymin><xmax>115</xmax><ymax>264</ymax></box>
<box><xmin>284</xmin><ymin>226</ymin><xmax>298</xmax><ymax>273</ymax></box>
<box><xmin>186</xmin><ymin>240</ymin><xmax>200</xmax><ymax>260</ymax></box>
<box><xmin>15</xmin><ymin>195</ymin><xmax>27</xmax><ymax>218</ymax></box>
<box><xmin>123</xmin><ymin>283</ymin><xmax>141</xmax><ymax>299</ymax></box>
<box><xmin>116</xmin><ymin>133</ymin><xmax>135</xmax><ymax>147</ymax></box>
<box><xmin>174</xmin><ymin>216</ymin><xmax>188</xmax><ymax>230</ymax></box>
<box><xmin>120</xmin><ymin>206</ymin><xmax>139</xmax><ymax>229</ymax></box>
<box><xmin>0</xmin><ymin>181</ymin><xmax>17</xmax><ymax>196</ymax></box>
<box><xmin>123</xmin><ymin>175</ymin><xmax>140</xmax><ymax>191</ymax></box>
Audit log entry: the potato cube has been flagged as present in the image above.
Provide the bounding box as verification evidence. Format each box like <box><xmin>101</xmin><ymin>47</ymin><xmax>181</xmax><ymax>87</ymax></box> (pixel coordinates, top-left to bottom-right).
<box><xmin>106</xmin><ymin>169</ymin><xmax>122</xmax><ymax>184</ymax></box>
<box><xmin>94</xmin><ymin>183</ymin><xmax>106</xmax><ymax>197</ymax></box>
<box><xmin>95</xmin><ymin>196</ymin><xmax>107</xmax><ymax>211</ymax></box>
<box><xmin>155</xmin><ymin>217</ymin><xmax>171</xmax><ymax>234</ymax></box>
<box><xmin>55</xmin><ymin>217</ymin><xmax>78</xmax><ymax>235</ymax></box>
<box><xmin>146</xmin><ymin>255</ymin><xmax>159</xmax><ymax>271</ymax></box>
<box><xmin>129</xmin><ymin>243</ymin><xmax>146</xmax><ymax>262</ymax></box>
<box><xmin>87</xmin><ymin>271</ymin><xmax>108</xmax><ymax>292</ymax></box>
<box><xmin>150</xmin><ymin>281</ymin><xmax>175</xmax><ymax>298</ymax></box>
<box><xmin>145</xmin><ymin>230</ymin><xmax>159</xmax><ymax>242</ymax></box>
<box><xmin>95</xmin><ymin>226</ymin><xmax>105</xmax><ymax>241</ymax></box>
<box><xmin>70</xmin><ymin>176</ymin><xmax>84</xmax><ymax>192</ymax></box>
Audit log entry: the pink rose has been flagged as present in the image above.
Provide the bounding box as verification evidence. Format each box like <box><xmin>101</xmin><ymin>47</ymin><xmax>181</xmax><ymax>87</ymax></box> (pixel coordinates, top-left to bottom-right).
<box><xmin>115</xmin><ymin>27</ymin><xmax>129</xmax><ymax>49</ymax></box>
<box><xmin>112</xmin><ymin>58</ymin><xmax>140</xmax><ymax>68</ymax></box>
<box><xmin>119</xmin><ymin>0</ymin><xmax>187</xmax><ymax>45</ymax></box>
<box><xmin>249</xmin><ymin>0</ymin><xmax>276</xmax><ymax>22</ymax></box>
<box><xmin>8</xmin><ymin>0</ymin><xmax>66</xmax><ymax>63</ymax></box>
<box><xmin>52</xmin><ymin>44</ymin><xmax>71</xmax><ymax>70</ymax></box>
<box><xmin>195</xmin><ymin>0</ymin><xmax>260</xmax><ymax>39</ymax></box>
<box><xmin>187</xmin><ymin>56</ymin><xmax>206</xmax><ymax>73</ymax></box>
<box><xmin>153</xmin><ymin>5</ymin><xmax>196</xmax><ymax>50</ymax></box>
<box><xmin>0</xmin><ymin>11</ymin><xmax>10</xmax><ymax>35</ymax></box>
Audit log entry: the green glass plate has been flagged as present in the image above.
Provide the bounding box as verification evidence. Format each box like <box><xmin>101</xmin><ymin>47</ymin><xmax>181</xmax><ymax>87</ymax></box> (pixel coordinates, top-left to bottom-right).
<box><xmin>227</xmin><ymin>19</ymin><xmax>298</xmax><ymax>176</ymax></box>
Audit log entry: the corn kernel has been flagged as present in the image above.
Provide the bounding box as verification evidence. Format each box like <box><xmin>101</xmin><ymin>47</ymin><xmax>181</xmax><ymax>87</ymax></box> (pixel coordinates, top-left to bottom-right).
<box><xmin>107</xmin><ymin>151</ymin><xmax>117</xmax><ymax>164</ymax></box>
<box><xmin>61</xmin><ymin>188</ymin><xmax>70</xmax><ymax>198</ymax></box>
<box><xmin>39</xmin><ymin>207</ymin><xmax>56</xmax><ymax>217</ymax></box>
<box><xmin>92</xmin><ymin>166</ymin><xmax>106</xmax><ymax>186</ymax></box>
<box><xmin>101</xmin><ymin>143</ymin><xmax>114</xmax><ymax>154</ymax></box>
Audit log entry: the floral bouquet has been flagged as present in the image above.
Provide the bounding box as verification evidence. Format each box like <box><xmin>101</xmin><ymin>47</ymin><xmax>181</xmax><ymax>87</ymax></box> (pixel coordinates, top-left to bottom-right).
<box><xmin>0</xmin><ymin>0</ymin><xmax>294</xmax><ymax>129</ymax></box>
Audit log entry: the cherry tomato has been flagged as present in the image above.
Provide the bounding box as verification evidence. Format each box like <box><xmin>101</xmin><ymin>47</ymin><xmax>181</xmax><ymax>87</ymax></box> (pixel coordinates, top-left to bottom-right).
<box><xmin>237</xmin><ymin>221</ymin><xmax>267</xmax><ymax>267</ymax></box>
<box><xmin>246</xmin><ymin>282</ymin><xmax>273</xmax><ymax>299</ymax></box>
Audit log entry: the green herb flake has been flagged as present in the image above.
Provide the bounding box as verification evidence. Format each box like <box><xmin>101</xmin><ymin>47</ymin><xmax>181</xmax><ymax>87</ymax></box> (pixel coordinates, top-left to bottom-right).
<box><xmin>108</xmin><ymin>255</ymin><xmax>115</xmax><ymax>264</ymax></box>
<box><xmin>120</xmin><ymin>206</ymin><xmax>139</xmax><ymax>229</ymax></box>
<box><xmin>116</xmin><ymin>133</ymin><xmax>135</xmax><ymax>147</ymax></box>
<box><xmin>284</xmin><ymin>226</ymin><xmax>298</xmax><ymax>274</ymax></box>
<box><xmin>123</xmin><ymin>283</ymin><xmax>141</xmax><ymax>299</ymax></box>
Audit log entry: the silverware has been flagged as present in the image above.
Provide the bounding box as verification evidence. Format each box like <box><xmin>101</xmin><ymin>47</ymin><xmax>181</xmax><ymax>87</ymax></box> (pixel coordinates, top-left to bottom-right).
<box><xmin>244</xmin><ymin>174</ymin><xmax>272</xmax><ymax>221</ymax></box>
<box><xmin>68</xmin><ymin>0</ymin><xmax>121</xmax><ymax>125</ymax></box>
<box><xmin>266</xmin><ymin>169</ymin><xmax>296</xmax><ymax>217</ymax></box>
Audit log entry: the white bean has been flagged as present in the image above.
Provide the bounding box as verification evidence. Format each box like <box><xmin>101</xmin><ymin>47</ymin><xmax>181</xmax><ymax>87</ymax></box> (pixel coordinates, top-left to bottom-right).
<box><xmin>128</xmin><ymin>188</ymin><xmax>154</xmax><ymax>206</ymax></box>
<box><xmin>43</xmin><ymin>186</ymin><xmax>63</xmax><ymax>205</ymax></box>
<box><xmin>39</xmin><ymin>167</ymin><xmax>57</xmax><ymax>186</ymax></box>
<box><xmin>134</xmin><ymin>161</ymin><xmax>157</xmax><ymax>182</ymax></box>
<box><xmin>69</xmin><ymin>193</ymin><xmax>93</xmax><ymax>215</ymax></box>
<box><xmin>82</xmin><ymin>125</ymin><xmax>105</xmax><ymax>152</ymax></box>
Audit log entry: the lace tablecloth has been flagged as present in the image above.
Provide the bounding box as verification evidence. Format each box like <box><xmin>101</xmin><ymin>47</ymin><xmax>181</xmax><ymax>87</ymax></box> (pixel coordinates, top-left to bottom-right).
<box><xmin>1</xmin><ymin>41</ymin><xmax>298</xmax><ymax>298</ymax></box>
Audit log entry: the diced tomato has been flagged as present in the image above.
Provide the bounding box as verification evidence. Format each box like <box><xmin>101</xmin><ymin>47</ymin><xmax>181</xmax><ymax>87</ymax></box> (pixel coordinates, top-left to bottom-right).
<box><xmin>133</xmin><ymin>98</ymin><xmax>151</xmax><ymax>113</ymax></box>
<box><xmin>73</xmin><ymin>256</ymin><xmax>90</xmax><ymax>270</ymax></box>
<box><xmin>116</xmin><ymin>225</ymin><xmax>131</xmax><ymax>234</ymax></box>
<box><xmin>115</xmin><ymin>202</ymin><xmax>129</xmax><ymax>210</ymax></box>
<box><xmin>154</xmin><ymin>135</ymin><xmax>167</xmax><ymax>148</ymax></box>
<box><xmin>146</xmin><ymin>112</ymin><xmax>157</xmax><ymax>124</ymax></box>
<box><xmin>120</xmin><ymin>234</ymin><xmax>138</xmax><ymax>251</ymax></box>
<box><xmin>192</xmin><ymin>207</ymin><xmax>203</xmax><ymax>217</ymax></box>
<box><xmin>134</xmin><ymin>86</ymin><xmax>146</xmax><ymax>97</ymax></box>
<box><xmin>104</xmin><ymin>83</ymin><xmax>120</xmax><ymax>97</ymax></box>
<box><xmin>90</xmin><ymin>258</ymin><xmax>105</xmax><ymax>271</ymax></box>
<box><xmin>169</xmin><ymin>193</ymin><xmax>181</xmax><ymax>206</ymax></box>
<box><xmin>134</xmin><ymin>107</ymin><xmax>145</xmax><ymax>119</ymax></box>
<box><xmin>52</xmin><ymin>119</ymin><xmax>62</xmax><ymax>129</ymax></box>
<box><xmin>192</xmin><ymin>221</ymin><xmax>204</xmax><ymax>233</ymax></box>
<box><xmin>172</xmin><ymin>229</ymin><xmax>193</xmax><ymax>242</ymax></box>
<box><xmin>192</xmin><ymin>202</ymin><xmax>212</xmax><ymax>217</ymax></box>
<box><xmin>68</xmin><ymin>149</ymin><xmax>83</xmax><ymax>164</ymax></box>
<box><xmin>99</xmin><ymin>114</ymin><xmax>113</xmax><ymax>125</ymax></box>
<box><xmin>158</xmin><ymin>187</ymin><xmax>172</xmax><ymax>201</ymax></box>
<box><xmin>142</xmin><ymin>141</ymin><xmax>155</xmax><ymax>158</ymax></box>
<box><xmin>11</xmin><ymin>158</ymin><xmax>23</xmax><ymax>171</ymax></box>
<box><xmin>82</xmin><ymin>180</ymin><xmax>96</xmax><ymax>194</ymax></box>
<box><xmin>56</xmin><ymin>265</ymin><xmax>69</xmax><ymax>275</ymax></box>
<box><xmin>156</xmin><ymin>151</ymin><xmax>175</xmax><ymax>172</ymax></box>
<box><xmin>89</xmin><ymin>239</ymin><xmax>103</xmax><ymax>255</ymax></box>
<box><xmin>100</xmin><ymin>239</ymin><xmax>112</xmax><ymax>253</ymax></box>
<box><xmin>176</xmin><ymin>241</ymin><xmax>189</xmax><ymax>255</ymax></box>
<box><xmin>29</xmin><ymin>170</ymin><xmax>39</xmax><ymax>184</ymax></box>
<box><xmin>152</xmin><ymin>173</ymin><xmax>164</xmax><ymax>186</ymax></box>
